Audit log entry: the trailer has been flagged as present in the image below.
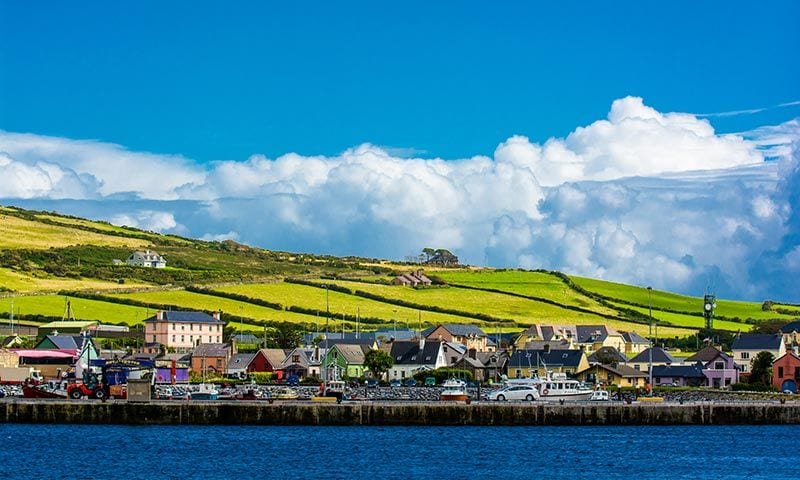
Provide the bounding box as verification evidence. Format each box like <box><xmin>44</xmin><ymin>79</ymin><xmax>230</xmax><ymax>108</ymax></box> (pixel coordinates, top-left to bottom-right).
<box><xmin>0</xmin><ymin>367</ymin><xmax>43</xmax><ymax>385</ymax></box>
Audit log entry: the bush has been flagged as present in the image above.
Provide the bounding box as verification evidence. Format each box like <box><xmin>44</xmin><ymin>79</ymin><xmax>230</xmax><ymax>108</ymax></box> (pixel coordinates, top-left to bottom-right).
<box><xmin>413</xmin><ymin>368</ymin><xmax>473</xmax><ymax>384</ymax></box>
<box><xmin>731</xmin><ymin>382</ymin><xmax>775</xmax><ymax>392</ymax></box>
<box><xmin>248</xmin><ymin>372</ymin><xmax>275</xmax><ymax>384</ymax></box>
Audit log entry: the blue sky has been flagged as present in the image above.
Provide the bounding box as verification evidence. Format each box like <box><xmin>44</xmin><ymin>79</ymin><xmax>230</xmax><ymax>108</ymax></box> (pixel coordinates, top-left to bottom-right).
<box><xmin>1</xmin><ymin>1</ymin><xmax>798</xmax><ymax>161</ymax></box>
<box><xmin>1</xmin><ymin>2</ymin><xmax>799</xmax><ymax>301</ymax></box>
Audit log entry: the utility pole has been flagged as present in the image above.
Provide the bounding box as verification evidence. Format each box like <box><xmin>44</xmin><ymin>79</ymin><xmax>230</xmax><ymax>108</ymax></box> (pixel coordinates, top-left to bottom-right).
<box><xmin>647</xmin><ymin>286</ymin><xmax>653</xmax><ymax>394</ymax></box>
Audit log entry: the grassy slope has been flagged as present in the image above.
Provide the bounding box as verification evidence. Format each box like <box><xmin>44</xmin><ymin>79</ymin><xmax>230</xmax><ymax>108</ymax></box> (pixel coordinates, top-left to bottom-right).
<box><xmin>0</xmin><ymin>267</ymin><xmax>150</xmax><ymax>293</ymax></box>
<box><xmin>0</xmin><ymin>295</ymin><xmax>150</xmax><ymax>324</ymax></box>
<box><xmin>216</xmin><ymin>282</ymin><xmax>482</xmax><ymax>325</ymax></box>
<box><xmin>0</xmin><ymin>213</ymin><xmax>151</xmax><ymax>250</ymax></box>
<box><xmin>434</xmin><ymin>270</ymin><xmax>618</xmax><ymax>315</ymax></box>
<box><xmin>107</xmin><ymin>290</ymin><xmax>331</xmax><ymax>326</ymax></box>
<box><xmin>571</xmin><ymin>276</ymin><xmax>792</xmax><ymax>321</ymax></box>
<box><xmin>319</xmin><ymin>279</ymin><xmax>692</xmax><ymax>337</ymax></box>
<box><xmin>606</xmin><ymin>301</ymin><xmax>751</xmax><ymax>332</ymax></box>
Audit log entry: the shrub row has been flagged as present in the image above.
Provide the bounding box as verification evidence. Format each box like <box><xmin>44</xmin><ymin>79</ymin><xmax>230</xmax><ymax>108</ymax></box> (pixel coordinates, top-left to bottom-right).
<box><xmin>186</xmin><ymin>285</ymin><xmax>284</xmax><ymax>310</ymax></box>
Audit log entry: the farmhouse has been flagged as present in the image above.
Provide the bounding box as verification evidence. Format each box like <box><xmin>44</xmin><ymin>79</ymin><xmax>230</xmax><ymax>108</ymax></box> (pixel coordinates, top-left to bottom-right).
<box><xmin>391</xmin><ymin>270</ymin><xmax>432</xmax><ymax>287</ymax></box>
<box><xmin>731</xmin><ymin>333</ymin><xmax>785</xmax><ymax>374</ymax></box>
<box><xmin>143</xmin><ymin>310</ymin><xmax>225</xmax><ymax>354</ymax></box>
<box><xmin>126</xmin><ymin>250</ymin><xmax>166</xmax><ymax>268</ymax></box>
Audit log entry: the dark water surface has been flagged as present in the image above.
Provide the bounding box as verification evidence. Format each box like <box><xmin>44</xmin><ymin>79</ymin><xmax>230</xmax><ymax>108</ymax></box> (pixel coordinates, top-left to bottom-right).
<box><xmin>0</xmin><ymin>424</ymin><xmax>794</xmax><ymax>479</ymax></box>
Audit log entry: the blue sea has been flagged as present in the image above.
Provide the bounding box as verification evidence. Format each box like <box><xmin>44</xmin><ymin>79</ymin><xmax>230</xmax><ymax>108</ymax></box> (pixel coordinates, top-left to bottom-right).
<box><xmin>0</xmin><ymin>424</ymin><xmax>795</xmax><ymax>479</ymax></box>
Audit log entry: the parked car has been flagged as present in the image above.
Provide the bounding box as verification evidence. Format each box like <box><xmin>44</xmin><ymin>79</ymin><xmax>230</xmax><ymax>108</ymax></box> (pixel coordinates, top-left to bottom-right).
<box><xmin>589</xmin><ymin>390</ymin><xmax>610</xmax><ymax>401</ymax></box>
<box><xmin>365</xmin><ymin>379</ymin><xmax>379</xmax><ymax>387</ymax></box>
<box><xmin>405</xmin><ymin>379</ymin><xmax>417</xmax><ymax>387</ymax></box>
<box><xmin>389</xmin><ymin>380</ymin><xmax>402</xmax><ymax>388</ymax></box>
<box><xmin>424</xmin><ymin>377</ymin><xmax>436</xmax><ymax>386</ymax></box>
<box><xmin>486</xmin><ymin>385</ymin><xmax>539</xmax><ymax>402</ymax></box>
<box><xmin>285</xmin><ymin>375</ymin><xmax>300</xmax><ymax>386</ymax></box>
<box><xmin>272</xmin><ymin>387</ymin><xmax>299</xmax><ymax>400</ymax></box>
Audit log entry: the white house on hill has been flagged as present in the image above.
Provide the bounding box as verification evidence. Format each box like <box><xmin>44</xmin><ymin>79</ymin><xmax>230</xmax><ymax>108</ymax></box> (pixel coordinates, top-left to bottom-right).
<box><xmin>126</xmin><ymin>250</ymin><xmax>166</xmax><ymax>268</ymax></box>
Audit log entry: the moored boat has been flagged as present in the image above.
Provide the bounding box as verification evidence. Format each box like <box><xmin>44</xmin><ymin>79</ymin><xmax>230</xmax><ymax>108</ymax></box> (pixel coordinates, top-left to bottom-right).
<box><xmin>439</xmin><ymin>378</ymin><xmax>470</xmax><ymax>402</ymax></box>
<box><xmin>22</xmin><ymin>380</ymin><xmax>67</xmax><ymax>399</ymax></box>
<box><xmin>190</xmin><ymin>383</ymin><xmax>219</xmax><ymax>400</ymax></box>
<box><xmin>506</xmin><ymin>372</ymin><xmax>592</xmax><ymax>402</ymax></box>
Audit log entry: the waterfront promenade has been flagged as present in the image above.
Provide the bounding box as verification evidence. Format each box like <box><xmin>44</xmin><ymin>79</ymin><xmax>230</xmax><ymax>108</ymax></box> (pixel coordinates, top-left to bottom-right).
<box><xmin>2</xmin><ymin>399</ymin><xmax>799</xmax><ymax>426</ymax></box>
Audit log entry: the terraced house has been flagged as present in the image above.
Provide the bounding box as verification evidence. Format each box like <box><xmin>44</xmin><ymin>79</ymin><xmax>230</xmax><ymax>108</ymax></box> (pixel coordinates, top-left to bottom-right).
<box><xmin>143</xmin><ymin>310</ymin><xmax>225</xmax><ymax>354</ymax></box>
<box><xmin>424</xmin><ymin>324</ymin><xmax>493</xmax><ymax>352</ymax></box>
<box><xmin>322</xmin><ymin>344</ymin><xmax>370</xmax><ymax>380</ymax></box>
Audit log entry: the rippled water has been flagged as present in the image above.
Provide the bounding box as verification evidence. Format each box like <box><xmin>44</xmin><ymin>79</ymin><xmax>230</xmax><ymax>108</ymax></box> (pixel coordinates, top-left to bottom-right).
<box><xmin>0</xmin><ymin>424</ymin><xmax>794</xmax><ymax>479</ymax></box>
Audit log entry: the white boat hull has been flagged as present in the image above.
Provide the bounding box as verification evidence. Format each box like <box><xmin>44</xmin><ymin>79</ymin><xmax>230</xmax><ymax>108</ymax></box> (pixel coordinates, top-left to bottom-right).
<box><xmin>539</xmin><ymin>392</ymin><xmax>593</xmax><ymax>402</ymax></box>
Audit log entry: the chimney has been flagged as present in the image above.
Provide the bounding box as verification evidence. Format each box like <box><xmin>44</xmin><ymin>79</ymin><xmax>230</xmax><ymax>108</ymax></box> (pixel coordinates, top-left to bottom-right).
<box><xmin>419</xmin><ymin>335</ymin><xmax>426</xmax><ymax>352</ymax></box>
<box><xmin>468</xmin><ymin>348</ymin><xmax>477</xmax><ymax>360</ymax></box>
<box><xmin>156</xmin><ymin>311</ymin><xmax>164</xmax><ymax>321</ymax></box>
<box><xmin>212</xmin><ymin>311</ymin><xmax>221</xmax><ymax>321</ymax></box>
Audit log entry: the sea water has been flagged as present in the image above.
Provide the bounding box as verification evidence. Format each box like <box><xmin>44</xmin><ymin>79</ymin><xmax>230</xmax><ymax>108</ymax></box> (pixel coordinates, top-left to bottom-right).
<box><xmin>0</xmin><ymin>424</ymin><xmax>794</xmax><ymax>479</ymax></box>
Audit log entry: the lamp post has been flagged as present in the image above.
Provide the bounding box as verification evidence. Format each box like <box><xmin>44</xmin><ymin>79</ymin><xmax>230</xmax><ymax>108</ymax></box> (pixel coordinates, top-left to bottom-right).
<box><xmin>647</xmin><ymin>286</ymin><xmax>653</xmax><ymax>394</ymax></box>
<box><xmin>323</xmin><ymin>285</ymin><xmax>330</xmax><ymax>382</ymax></box>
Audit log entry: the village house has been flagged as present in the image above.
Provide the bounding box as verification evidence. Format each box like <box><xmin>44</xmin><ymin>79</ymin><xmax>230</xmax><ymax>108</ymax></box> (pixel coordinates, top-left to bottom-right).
<box><xmin>143</xmin><ymin>310</ymin><xmax>225</xmax><ymax>354</ymax></box>
<box><xmin>627</xmin><ymin>347</ymin><xmax>677</xmax><ymax>372</ymax></box>
<box><xmin>772</xmin><ymin>351</ymin><xmax>800</xmax><ymax>393</ymax></box>
<box><xmin>621</xmin><ymin>331</ymin><xmax>650</xmax><ymax>355</ymax></box>
<box><xmin>322</xmin><ymin>344</ymin><xmax>370</xmax><ymax>380</ymax></box>
<box><xmin>576</xmin><ymin>325</ymin><xmax>626</xmax><ymax>354</ymax></box>
<box><xmin>506</xmin><ymin>349</ymin><xmax>589</xmax><ymax>379</ymax></box>
<box><xmin>227</xmin><ymin>352</ymin><xmax>256</xmax><ymax>378</ymax></box>
<box><xmin>190</xmin><ymin>343</ymin><xmax>232</xmax><ymax>374</ymax></box>
<box><xmin>685</xmin><ymin>346</ymin><xmax>739</xmax><ymax>388</ymax></box>
<box><xmin>247</xmin><ymin>348</ymin><xmax>288</xmax><ymax>376</ymax></box>
<box><xmin>126</xmin><ymin>249</ymin><xmax>167</xmax><ymax>268</ymax></box>
<box><xmin>514</xmin><ymin>325</ymin><xmax>577</xmax><ymax>348</ymax></box>
<box><xmin>452</xmin><ymin>349</ymin><xmax>508</xmax><ymax>383</ymax></box>
<box><xmin>730</xmin><ymin>333</ymin><xmax>785</xmax><ymax>374</ymax></box>
<box><xmin>651</xmin><ymin>363</ymin><xmax>706</xmax><ymax>387</ymax></box>
<box><xmin>391</xmin><ymin>270</ymin><xmax>433</xmax><ymax>287</ymax></box>
<box><xmin>576</xmin><ymin>363</ymin><xmax>648</xmax><ymax>387</ymax></box>
<box><xmin>281</xmin><ymin>347</ymin><xmax>322</xmax><ymax>380</ymax></box>
<box><xmin>1</xmin><ymin>335</ymin><xmax>25</xmax><ymax>348</ymax></box>
<box><xmin>779</xmin><ymin>320</ymin><xmax>800</xmax><ymax>348</ymax></box>
<box><xmin>587</xmin><ymin>346</ymin><xmax>629</xmax><ymax>365</ymax></box>
<box><xmin>386</xmin><ymin>339</ymin><xmax>446</xmax><ymax>380</ymax></box>
<box><xmin>424</xmin><ymin>324</ymin><xmax>493</xmax><ymax>352</ymax></box>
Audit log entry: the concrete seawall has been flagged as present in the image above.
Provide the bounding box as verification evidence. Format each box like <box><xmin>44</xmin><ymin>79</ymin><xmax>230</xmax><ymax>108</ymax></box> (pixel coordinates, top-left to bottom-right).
<box><xmin>3</xmin><ymin>400</ymin><xmax>800</xmax><ymax>426</ymax></box>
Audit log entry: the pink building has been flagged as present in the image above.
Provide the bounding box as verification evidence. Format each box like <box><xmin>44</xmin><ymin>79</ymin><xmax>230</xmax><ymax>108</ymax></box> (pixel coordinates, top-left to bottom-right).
<box><xmin>143</xmin><ymin>311</ymin><xmax>225</xmax><ymax>354</ymax></box>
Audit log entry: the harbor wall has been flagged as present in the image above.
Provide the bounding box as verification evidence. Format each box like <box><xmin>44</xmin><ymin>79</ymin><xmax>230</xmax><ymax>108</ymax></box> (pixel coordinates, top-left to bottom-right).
<box><xmin>2</xmin><ymin>400</ymin><xmax>800</xmax><ymax>426</ymax></box>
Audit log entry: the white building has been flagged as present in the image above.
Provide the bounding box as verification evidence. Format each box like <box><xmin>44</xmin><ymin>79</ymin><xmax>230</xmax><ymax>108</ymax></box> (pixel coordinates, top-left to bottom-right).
<box><xmin>126</xmin><ymin>250</ymin><xmax>166</xmax><ymax>268</ymax></box>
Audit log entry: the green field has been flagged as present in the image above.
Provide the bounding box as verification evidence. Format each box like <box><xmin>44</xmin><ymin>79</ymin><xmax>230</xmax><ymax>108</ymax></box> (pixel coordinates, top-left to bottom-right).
<box><xmin>434</xmin><ymin>270</ymin><xmax>618</xmax><ymax>315</ymax></box>
<box><xmin>0</xmin><ymin>295</ymin><xmax>150</xmax><ymax>324</ymax></box>
<box><xmin>217</xmin><ymin>281</ymin><xmax>481</xmax><ymax>326</ymax></box>
<box><xmin>571</xmin><ymin>276</ymin><xmax>793</xmax><ymax>321</ymax></box>
<box><xmin>0</xmin><ymin>213</ymin><xmax>151</xmax><ymax>250</ymax></box>
<box><xmin>607</xmin><ymin>301</ymin><xmax>752</xmax><ymax>332</ymax></box>
<box><xmin>107</xmin><ymin>290</ymin><xmax>333</xmax><ymax>328</ymax></box>
<box><xmin>318</xmin><ymin>279</ymin><xmax>693</xmax><ymax>337</ymax></box>
<box><xmin>0</xmin><ymin>267</ymin><xmax>150</xmax><ymax>293</ymax></box>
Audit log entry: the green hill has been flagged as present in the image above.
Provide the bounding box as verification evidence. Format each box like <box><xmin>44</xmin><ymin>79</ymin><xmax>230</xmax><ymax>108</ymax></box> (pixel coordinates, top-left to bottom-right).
<box><xmin>0</xmin><ymin>204</ymin><xmax>796</xmax><ymax>340</ymax></box>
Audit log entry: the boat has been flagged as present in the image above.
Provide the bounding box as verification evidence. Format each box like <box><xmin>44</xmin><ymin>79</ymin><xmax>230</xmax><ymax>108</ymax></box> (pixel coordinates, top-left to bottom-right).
<box><xmin>22</xmin><ymin>380</ymin><xmax>67</xmax><ymax>399</ymax></box>
<box><xmin>506</xmin><ymin>372</ymin><xmax>593</xmax><ymax>402</ymax></box>
<box><xmin>439</xmin><ymin>378</ymin><xmax>470</xmax><ymax>402</ymax></box>
<box><xmin>190</xmin><ymin>383</ymin><xmax>219</xmax><ymax>401</ymax></box>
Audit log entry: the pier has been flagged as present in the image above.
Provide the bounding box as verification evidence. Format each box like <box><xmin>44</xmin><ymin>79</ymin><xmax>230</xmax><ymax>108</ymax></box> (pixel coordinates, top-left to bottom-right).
<box><xmin>2</xmin><ymin>399</ymin><xmax>800</xmax><ymax>426</ymax></box>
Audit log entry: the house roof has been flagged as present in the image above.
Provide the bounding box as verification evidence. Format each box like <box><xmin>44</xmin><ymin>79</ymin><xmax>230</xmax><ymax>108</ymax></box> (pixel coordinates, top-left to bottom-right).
<box><xmin>259</xmin><ymin>348</ymin><xmax>288</xmax><ymax>368</ymax></box>
<box><xmin>685</xmin><ymin>346</ymin><xmax>726</xmax><ymax>363</ymax></box>
<box><xmin>191</xmin><ymin>343</ymin><xmax>229</xmax><ymax>357</ymax></box>
<box><xmin>576</xmin><ymin>325</ymin><xmax>616</xmax><ymax>344</ymax></box>
<box><xmin>389</xmin><ymin>340</ymin><xmax>442</xmax><ymax>365</ymax></box>
<box><xmin>587</xmin><ymin>346</ymin><xmax>629</xmax><ymax>364</ymax></box>
<box><xmin>39</xmin><ymin>321</ymin><xmax>98</xmax><ymax>330</ymax></box>
<box><xmin>331</xmin><ymin>344</ymin><xmax>368</xmax><ymax>364</ymax></box>
<box><xmin>621</xmin><ymin>331</ymin><xmax>649</xmax><ymax>344</ymax></box>
<box><xmin>507</xmin><ymin>349</ymin><xmax>586</xmax><ymax>369</ymax></box>
<box><xmin>731</xmin><ymin>334</ymin><xmax>784</xmax><ymax>351</ymax></box>
<box><xmin>579</xmin><ymin>363</ymin><xmax>648</xmax><ymax>378</ymax></box>
<box><xmin>233</xmin><ymin>334</ymin><xmax>260</xmax><ymax>344</ymax></box>
<box><xmin>651</xmin><ymin>363</ymin><xmax>706</xmax><ymax>379</ymax></box>
<box><xmin>325</xmin><ymin>338</ymin><xmax>375</xmax><ymax>347</ymax></box>
<box><xmin>524</xmin><ymin>340</ymin><xmax>572</xmax><ymax>351</ymax></box>
<box><xmin>229</xmin><ymin>353</ymin><xmax>256</xmax><ymax>368</ymax></box>
<box><xmin>37</xmin><ymin>335</ymin><xmax>93</xmax><ymax>351</ymax></box>
<box><xmin>145</xmin><ymin>311</ymin><xmax>222</xmax><ymax>324</ymax></box>
<box><xmin>780</xmin><ymin>320</ymin><xmax>800</xmax><ymax>334</ymax></box>
<box><xmin>422</xmin><ymin>324</ymin><xmax>487</xmax><ymax>338</ymax></box>
<box><xmin>629</xmin><ymin>347</ymin><xmax>677</xmax><ymax>364</ymax></box>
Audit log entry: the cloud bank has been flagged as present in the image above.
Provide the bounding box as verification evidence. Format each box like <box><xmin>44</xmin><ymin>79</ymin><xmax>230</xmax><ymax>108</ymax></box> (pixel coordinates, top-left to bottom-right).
<box><xmin>1</xmin><ymin>97</ymin><xmax>798</xmax><ymax>301</ymax></box>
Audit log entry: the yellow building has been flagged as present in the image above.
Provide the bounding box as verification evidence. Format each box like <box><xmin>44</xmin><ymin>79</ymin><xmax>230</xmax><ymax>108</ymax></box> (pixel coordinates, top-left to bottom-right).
<box><xmin>576</xmin><ymin>363</ymin><xmax>648</xmax><ymax>387</ymax></box>
<box><xmin>507</xmin><ymin>349</ymin><xmax>589</xmax><ymax>378</ymax></box>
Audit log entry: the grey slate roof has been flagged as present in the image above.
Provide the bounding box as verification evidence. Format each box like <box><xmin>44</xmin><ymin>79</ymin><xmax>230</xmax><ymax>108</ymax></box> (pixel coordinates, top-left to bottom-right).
<box><xmin>780</xmin><ymin>320</ymin><xmax>800</xmax><ymax>334</ymax></box>
<box><xmin>191</xmin><ymin>343</ymin><xmax>229</xmax><ymax>357</ymax></box>
<box><xmin>685</xmin><ymin>346</ymin><xmax>725</xmax><ymax>363</ymax></box>
<box><xmin>621</xmin><ymin>331</ymin><xmax>649</xmax><ymax>344</ymax></box>
<box><xmin>587</xmin><ymin>346</ymin><xmax>629</xmax><ymax>364</ymax></box>
<box><xmin>629</xmin><ymin>347</ymin><xmax>677</xmax><ymax>364</ymax></box>
<box><xmin>422</xmin><ymin>324</ymin><xmax>487</xmax><ymax>338</ymax></box>
<box><xmin>507</xmin><ymin>349</ymin><xmax>585</xmax><ymax>369</ymax></box>
<box><xmin>576</xmin><ymin>325</ymin><xmax>612</xmax><ymax>344</ymax></box>
<box><xmin>579</xmin><ymin>363</ymin><xmax>647</xmax><ymax>378</ymax></box>
<box><xmin>731</xmin><ymin>334</ymin><xmax>784</xmax><ymax>351</ymax></box>
<box><xmin>651</xmin><ymin>363</ymin><xmax>706</xmax><ymax>379</ymax></box>
<box><xmin>229</xmin><ymin>353</ymin><xmax>256</xmax><ymax>368</ymax></box>
<box><xmin>389</xmin><ymin>340</ymin><xmax>442</xmax><ymax>365</ymax></box>
<box><xmin>145</xmin><ymin>311</ymin><xmax>222</xmax><ymax>324</ymax></box>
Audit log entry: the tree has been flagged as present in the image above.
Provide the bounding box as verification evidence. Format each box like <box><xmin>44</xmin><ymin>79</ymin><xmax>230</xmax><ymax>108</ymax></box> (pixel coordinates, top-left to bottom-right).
<box><xmin>364</xmin><ymin>349</ymin><xmax>393</xmax><ymax>380</ymax></box>
<box><xmin>421</xmin><ymin>248</ymin><xmax>435</xmax><ymax>262</ymax></box>
<box><xmin>749</xmin><ymin>351</ymin><xmax>775</xmax><ymax>386</ymax></box>
<box><xmin>268</xmin><ymin>322</ymin><xmax>304</xmax><ymax>349</ymax></box>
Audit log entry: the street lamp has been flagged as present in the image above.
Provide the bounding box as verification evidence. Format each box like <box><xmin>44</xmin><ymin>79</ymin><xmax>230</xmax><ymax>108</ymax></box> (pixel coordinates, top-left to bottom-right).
<box><xmin>647</xmin><ymin>286</ymin><xmax>653</xmax><ymax>394</ymax></box>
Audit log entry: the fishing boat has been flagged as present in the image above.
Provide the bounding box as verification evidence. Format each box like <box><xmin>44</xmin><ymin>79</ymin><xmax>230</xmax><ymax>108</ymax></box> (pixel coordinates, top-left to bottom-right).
<box><xmin>439</xmin><ymin>378</ymin><xmax>470</xmax><ymax>402</ymax></box>
<box><xmin>190</xmin><ymin>383</ymin><xmax>219</xmax><ymax>400</ymax></box>
<box><xmin>22</xmin><ymin>380</ymin><xmax>67</xmax><ymax>399</ymax></box>
<box><xmin>506</xmin><ymin>372</ymin><xmax>592</xmax><ymax>402</ymax></box>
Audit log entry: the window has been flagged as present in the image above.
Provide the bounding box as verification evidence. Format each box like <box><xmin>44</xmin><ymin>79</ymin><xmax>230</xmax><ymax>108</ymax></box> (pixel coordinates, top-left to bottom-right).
<box><xmin>401</xmin><ymin>371</ymin><xmax>405</xmax><ymax>378</ymax></box>
<box><xmin>795</xmin><ymin>367</ymin><xmax>800</xmax><ymax>379</ymax></box>
<box><xmin>172</xmin><ymin>335</ymin><xmax>176</xmax><ymax>342</ymax></box>
<box><xmin>778</xmin><ymin>366</ymin><xmax>784</xmax><ymax>378</ymax></box>
<box><xmin>292</xmin><ymin>355</ymin><xmax>300</xmax><ymax>363</ymax></box>
<box><xmin>741</xmin><ymin>352</ymin><xmax>750</xmax><ymax>360</ymax></box>
<box><xmin>515</xmin><ymin>369</ymin><xmax>521</xmax><ymax>378</ymax></box>
<box><xmin>181</xmin><ymin>335</ymin><xmax>184</xmax><ymax>342</ymax></box>
<box><xmin>181</xmin><ymin>325</ymin><xmax>185</xmax><ymax>331</ymax></box>
<box><xmin>714</xmin><ymin>361</ymin><xmax>724</xmax><ymax>370</ymax></box>
<box><xmin>151</xmin><ymin>335</ymin><xmax>156</xmax><ymax>342</ymax></box>
<box><xmin>217</xmin><ymin>336</ymin><xmax>221</xmax><ymax>342</ymax></box>
<box><xmin>190</xmin><ymin>324</ymin><xmax>194</xmax><ymax>331</ymax></box>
